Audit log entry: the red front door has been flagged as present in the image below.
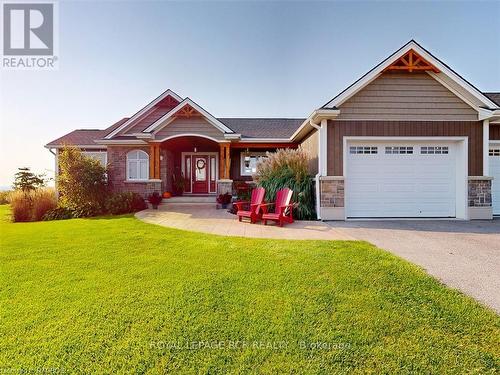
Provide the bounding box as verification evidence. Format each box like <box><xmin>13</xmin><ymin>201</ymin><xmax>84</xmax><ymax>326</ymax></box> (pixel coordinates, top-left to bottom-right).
<box><xmin>192</xmin><ymin>156</ymin><xmax>209</xmax><ymax>194</ymax></box>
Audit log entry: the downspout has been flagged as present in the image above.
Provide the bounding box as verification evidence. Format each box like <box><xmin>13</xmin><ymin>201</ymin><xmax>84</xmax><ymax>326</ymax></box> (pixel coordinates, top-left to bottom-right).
<box><xmin>309</xmin><ymin>120</ymin><xmax>322</xmax><ymax>220</ymax></box>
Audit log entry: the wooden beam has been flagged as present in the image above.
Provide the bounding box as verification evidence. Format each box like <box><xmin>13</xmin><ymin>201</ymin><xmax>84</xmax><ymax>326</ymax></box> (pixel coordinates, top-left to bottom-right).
<box><xmin>155</xmin><ymin>144</ymin><xmax>160</xmax><ymax>179</ymax></box>
<box><xmin>219</xmin><ymin>143</ymin><xmax>225</xmax><ymax>179</ymax></box>
<box><xmin>149</xmin><ymin>144</ymin><xmax>155</xmax><ymax>179</ymax></box>
<box><xmin>225</xmin><ymin>143</ymin><xmax>231</xmax><ymax>179</ymax></box>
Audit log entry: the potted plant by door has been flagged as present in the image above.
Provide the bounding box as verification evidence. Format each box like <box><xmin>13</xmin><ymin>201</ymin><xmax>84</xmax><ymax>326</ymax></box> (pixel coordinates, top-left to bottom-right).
<box><xmin>172</xmin><ymin>173</ymin><xmax>186</xmax><ymax>196</ymax></box>
<box><xmin>216</xmin><ymin>192</ymin><xmax>232</xmax><ymax>209</ymax></box>
<box><xmin>148</xmin><ymin>192</ymin><xmax>163</xmax><ymax>209</ymax></box>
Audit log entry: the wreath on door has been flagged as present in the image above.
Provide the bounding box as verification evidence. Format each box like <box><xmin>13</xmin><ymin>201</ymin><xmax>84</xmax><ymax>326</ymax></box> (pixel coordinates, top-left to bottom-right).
<box><xmin>196</xmin><ymin>159</ymin><xmax>206</xmax><ymax>170</ymax></box>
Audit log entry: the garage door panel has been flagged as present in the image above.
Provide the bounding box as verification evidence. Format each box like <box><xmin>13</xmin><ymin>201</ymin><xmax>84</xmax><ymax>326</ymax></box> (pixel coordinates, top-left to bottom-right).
<box><xmin>346</xmin><ymin>141</ymin><xmax>456</xmax><ymax>218</ymax></box>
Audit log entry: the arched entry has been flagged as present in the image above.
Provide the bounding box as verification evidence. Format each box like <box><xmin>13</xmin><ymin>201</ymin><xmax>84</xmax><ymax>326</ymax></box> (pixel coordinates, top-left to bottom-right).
<box><xmin>160</xmin><ymin>135</ymin><xmax>220</xmax><ymax>195</ymax></box>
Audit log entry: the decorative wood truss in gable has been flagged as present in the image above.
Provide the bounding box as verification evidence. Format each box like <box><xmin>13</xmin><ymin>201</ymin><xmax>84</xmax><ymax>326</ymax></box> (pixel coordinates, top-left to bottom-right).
<box><xmin>383</xmin><ymin>49</ymin><xmax>440</xmax><ymax>73</ymax></box>
<box><xmin>174</xmin><ymin>104</ymin><xmax>201</xmax><ymax>119</ymax></box>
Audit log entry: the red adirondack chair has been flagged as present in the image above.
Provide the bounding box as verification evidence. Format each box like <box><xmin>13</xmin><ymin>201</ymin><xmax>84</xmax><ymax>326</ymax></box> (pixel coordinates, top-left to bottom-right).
<box><xmin>260</xmin><ymin>188</ymin><xmax>294</xmax><ymax>227</ymax></box>
<box><xmin>234</xmin><ymin>187</ymin><xmax>265</xmax><ymax>223</ymax></box>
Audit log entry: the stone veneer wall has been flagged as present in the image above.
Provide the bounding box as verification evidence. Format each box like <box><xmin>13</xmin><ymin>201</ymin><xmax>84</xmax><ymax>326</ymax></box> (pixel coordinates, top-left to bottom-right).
<box><xmin>107</xmin><ymin>145</ymin><xmax>163</xmax><ymax>198</ymax></box>
<box><xmin>468</xmin><ymin>179</ymin><xmax>492</xmax><ymax>207</ymax></box>
<box><xmin>320</xmin><ymin>179</ymin><xmax>344</xmax><ymax>208</ymax></box>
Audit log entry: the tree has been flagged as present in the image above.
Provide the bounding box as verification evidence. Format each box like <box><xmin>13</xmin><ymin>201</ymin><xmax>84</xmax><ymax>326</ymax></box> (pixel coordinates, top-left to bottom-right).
<box><xmin>57</xmin><ymin>146</ymin><xmax>108</xmax><ymax>217</ymax></box>
<box><xmin>13</xmin><ymin>167</ymin><xmax>46</xmax><ymax>192</ymax></box>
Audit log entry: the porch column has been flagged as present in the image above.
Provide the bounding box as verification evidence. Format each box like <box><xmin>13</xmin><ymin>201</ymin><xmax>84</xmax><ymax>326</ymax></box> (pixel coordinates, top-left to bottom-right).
<box><xmin>149</xmin><ymin>143</ymin><xmax>161</xmax><ymax>180</ymax></box>
<box><xmin>483</xmin><ymin>119</ymin><xmax>490</xmax><ymax>176</ymax></box>
<box><xmin>225</xmin><ymin>143</ymin><xmax>231</xmax><ymax>179</ymax></box>
<box><xmin>219</xmin><ymin>143</ymin><xmax>231</xmax><ymax>179</ymax></box>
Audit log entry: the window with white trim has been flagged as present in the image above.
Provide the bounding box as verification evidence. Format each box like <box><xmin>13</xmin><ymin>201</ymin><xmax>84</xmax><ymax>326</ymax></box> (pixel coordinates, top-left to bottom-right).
<box><xmin>385</xmin><ymin>146</ymin><xmax>413</xmax><ymax>154</ymax></box>
<box><xmin>349</xmin><ymin>146</ymin><xmax>378</xmax><ymax>154</ymax></box>
<box><xmin>421</xmin><ymin>146</ymin><xmax>449</xmax><ymax>155</ymax></box>
<box><xmin>127</xmin><ymin>150</ymin><xmax>149</xmax><ymax>180</ymax></box>
<box><xmin>490</xmin><ymin>148</ymin><xmax>500</xmax><ymax>156</ymax></box>
<box><xmin>240</xmin><ymin>152</ymin><xmax>266</xmax><ymax>176</ymax></box>
<box><xmin>82</xmin><ymin>151</ymin><xmax>107</xmax><ymax>167</ymax></box>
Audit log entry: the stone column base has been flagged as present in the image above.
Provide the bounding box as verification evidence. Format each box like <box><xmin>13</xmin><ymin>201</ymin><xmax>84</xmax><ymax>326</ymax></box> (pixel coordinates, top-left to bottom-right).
<box><xmin>217</xmin><ymin>179</ymin><xmax>233</xmax><ymax>196</ymax></box>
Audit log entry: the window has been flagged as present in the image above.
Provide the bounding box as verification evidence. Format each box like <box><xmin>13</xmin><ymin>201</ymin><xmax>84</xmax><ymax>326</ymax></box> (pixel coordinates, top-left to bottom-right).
<box><xmin>127</xmin><ymin>150</ymin><xmax>149</xmax><ymax>180</ymax></box>
<box><xmin>421</xmin><ymin>146</ymin><xmax>449</xmax><ymax>155</ymax></box>
<box><xmin>240</xmin><ymin>152</ymin><xmax>266</xmax><ymax>176</ymax></box>
<box><xmin>385</xmin><ymin>146</ymin><xmax>413</xmax><ymax>154</ymax></box>
<box><xmin>489</xmin><ymin>148</ymin><xmax>500</xmax><ymax>157</ymax></box>
<box><xmin>349</xmin><ymin>146</ymin><xmax>378</xmax><ymax>154</ymax></box>
<box><xmin>82</xmin><ymin>151</ymin><xmax>107</xmax><ymax>167</ymax></box>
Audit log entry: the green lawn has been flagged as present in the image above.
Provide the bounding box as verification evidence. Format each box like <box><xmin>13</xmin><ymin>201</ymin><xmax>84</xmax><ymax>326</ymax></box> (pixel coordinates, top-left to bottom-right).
<box><xmin>0</xmin><ymin>205</ymin><xmax>498</xmax><ymax>374</ymax></box>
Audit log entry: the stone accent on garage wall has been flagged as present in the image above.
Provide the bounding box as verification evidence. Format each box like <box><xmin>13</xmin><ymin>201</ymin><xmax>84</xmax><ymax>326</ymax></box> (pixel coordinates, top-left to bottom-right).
<box><xmin>107</xmin><ymin>145</ymin><xmax>164</xmax><ymax>198</ymax></box>
<box><xmin>468</xmin><ymin>178</ymin><xmax>492</xmax><ymax>207</ymax></box>
<box><xmin>468</xmin><ymin>177</ymin><xmax>493</xmax><ymax>220</ymax></box>
<box><xmin>320</xmin><ymin>177</ymin><xmax>344</xmax><ymax>207</ymax></box>
<box><xmin>319</xmin><ymin>177</ymin><xmax>345</xmax><ymax>220</ymax></box>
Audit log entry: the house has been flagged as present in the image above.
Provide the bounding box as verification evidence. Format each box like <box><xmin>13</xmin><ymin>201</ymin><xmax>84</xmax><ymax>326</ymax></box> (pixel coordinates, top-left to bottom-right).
<box><xmin>46</xmin><ymin>40</ymin><xmax>500</xmax><ymax>220</ymax></box>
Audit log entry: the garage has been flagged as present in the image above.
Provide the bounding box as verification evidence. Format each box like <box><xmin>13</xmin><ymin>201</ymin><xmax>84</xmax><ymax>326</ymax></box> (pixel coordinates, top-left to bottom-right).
<box><xmin>490</xmin><ymin>145</ymin><xmax>500</xmax><ymax>216</ymax></box>
<box><xmin>345</xmin><ymin>140</ymin><xmax>466</xmax><ymax>219</ymax></box>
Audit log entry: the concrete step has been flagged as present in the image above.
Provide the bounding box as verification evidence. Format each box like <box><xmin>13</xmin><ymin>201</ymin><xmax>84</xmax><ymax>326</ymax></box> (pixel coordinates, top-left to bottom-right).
<box><xmin>161</xmin><ymin>196</ymin><xmax>216</xmax><ymax>204</ymax></box>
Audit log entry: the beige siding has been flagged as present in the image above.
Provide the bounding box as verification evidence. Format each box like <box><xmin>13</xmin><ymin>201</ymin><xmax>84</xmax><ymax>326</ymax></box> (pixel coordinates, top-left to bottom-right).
<box><xmin>337</xmin><ymin>72</ymin><xmax>478</xmax><ymax>121</ymax></box>
<box><xmin>154</xmin><ymin>117</ymin><xmax>226</xmax><ymax>141</ymax></box>
<box><xmin>299</xmin><ymin>130</ymin><xmax>319</xmax><ymax>175</ymax></box>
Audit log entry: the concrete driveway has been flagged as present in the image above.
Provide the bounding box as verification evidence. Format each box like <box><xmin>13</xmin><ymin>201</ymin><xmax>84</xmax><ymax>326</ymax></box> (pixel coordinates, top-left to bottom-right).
<box><xmin>330</xmin><ymin>219</ymin><xmax>500</xmax><ymax>313</ymax></box>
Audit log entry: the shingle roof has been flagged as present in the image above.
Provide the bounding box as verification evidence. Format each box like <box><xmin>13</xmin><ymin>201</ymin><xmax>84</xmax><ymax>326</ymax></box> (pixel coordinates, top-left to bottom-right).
<box><xmin>484</xmin><ymin>93</ymin><xmax>500</xmax><ymax>107</ymax></box>
<box><xmin>46</xmin><ymin>117</ymin><xmax>305</xmax><ymax>146</ymax></box>
<box><xmin>218</xmin><ymin>118</ymin><xmax>305</xmax><ymax>139</ymax></box>
<box><xmin>45</xmin><ymin>118</ymin><xmax>129</xmax><ymax>147</ymax></box>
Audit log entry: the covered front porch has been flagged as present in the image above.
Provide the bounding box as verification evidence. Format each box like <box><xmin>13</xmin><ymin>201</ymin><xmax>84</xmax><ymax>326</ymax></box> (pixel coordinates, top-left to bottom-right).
<box><xmin>147</xmin><ymin>135</ymin><xmax>296</xmax><ymax>197</ymax></box>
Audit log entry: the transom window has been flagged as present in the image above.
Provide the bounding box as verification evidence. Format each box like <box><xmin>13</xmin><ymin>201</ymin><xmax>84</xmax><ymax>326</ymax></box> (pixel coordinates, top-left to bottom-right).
<box><xmin>490</xmin><ymin>148</ymin><xmax>500</xmax><ymax>157</ymax></box>
<box><xmin>240</xmin><ymin>152</ymin><xmax>267</xmax><ymax>176</ymax></box>
<box><xmin>421</xmin><ymin>146</ymin><xmax>449</xmax><ymax>155</ymax></box>
<box><xmin>127</xmin><ymin>150</ymin><xmax>149</xmax><ymax>180</ymax></box>
<box><xmin>385</xmin><ymin>146</ymin><xmax>413</xmax><ymax>154</ymax></box>
<box><xmin>350</xmin><ymin>146</ymin><xmax>378</xmax><ymax>154</ymax></box>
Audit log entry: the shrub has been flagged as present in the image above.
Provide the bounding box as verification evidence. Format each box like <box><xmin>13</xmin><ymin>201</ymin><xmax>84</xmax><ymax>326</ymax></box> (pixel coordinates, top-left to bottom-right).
<box><xmin>254</xmin><ymin>148</ymin><xmax>316</xmax><ymax>220</ymax></box>
<box><xmin>105</xmin><ymin>192</ymin><xmax>147</xmax><ymax>215</ymax></box>
<box><xmin>43</xmin><ymin>206</ymin><xmax>74</xmax><ymax>221</ymax></box>
<box><xmin>0</xmin><ymin>191</ymin><xmax>10</xmax><ymax>205</ymax></box>
<box><xmin>57</xmin><ymin>146</ymin><xmax>108</xmax><ymax>217</ymax></box>
<box><xmin>9</xmin><ymin>188</ymin><xmax>56</xmax><ymax>222</ymax></box>
<box><xmin>31</xmin><ymin>189</ymin><xmax>57</xmax><ymax>221</ymax></box>
<box><xmin>9</xmin><ymin>190</ymin><xmax>32</xmax><ymax>222</ymax></box>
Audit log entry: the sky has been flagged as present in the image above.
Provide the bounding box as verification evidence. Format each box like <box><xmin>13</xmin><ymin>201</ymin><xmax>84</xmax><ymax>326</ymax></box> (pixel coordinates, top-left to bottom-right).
<box><xmin>1</xmin><ymin>0</ymin><xmax>499</xmax><ymax>187</ymax></box>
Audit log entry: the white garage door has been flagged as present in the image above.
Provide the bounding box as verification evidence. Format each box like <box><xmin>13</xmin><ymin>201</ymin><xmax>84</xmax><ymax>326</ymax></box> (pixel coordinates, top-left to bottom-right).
<box><xmin>490</xmin><ymin>146</ymin><xmax>500</xmax><ymax>216</ymax></box>
<box><xmin>346</xmin><ymin>142</ymin><xmax>456</xmax><ymax>218</ymax></box>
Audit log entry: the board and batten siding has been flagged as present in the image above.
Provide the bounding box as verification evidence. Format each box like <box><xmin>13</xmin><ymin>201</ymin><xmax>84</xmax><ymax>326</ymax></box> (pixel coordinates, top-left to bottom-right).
<box><xmin>299</xmin><ymin>130</ymin><xmax>319</xmax><ymax>175</ymax></box>
<box><xmin>327</xmin><ymin>120</ymin><xmax>484</xmax><ymax>176</ymax></box>
<box><xmin>490</xmin><ymin>124</ymin><xmax>500</xmax><ymax>140</ymax></box>
<box><xmin>154</xmin><ymin>117</ymin><xmax>226</xmax><ymax>141</ymax></box>
<box><xmin>336</xmin><ymin>72</ymin><xmax>478</xmax><ymax>121</ymax></box>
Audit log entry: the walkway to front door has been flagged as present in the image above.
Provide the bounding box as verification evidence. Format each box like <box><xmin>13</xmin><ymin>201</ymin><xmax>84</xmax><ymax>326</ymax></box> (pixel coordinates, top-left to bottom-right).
<box><xmin>136</xmin><ymin>203</ymin><xmax>353</xmax><ymax>240</ymax></box>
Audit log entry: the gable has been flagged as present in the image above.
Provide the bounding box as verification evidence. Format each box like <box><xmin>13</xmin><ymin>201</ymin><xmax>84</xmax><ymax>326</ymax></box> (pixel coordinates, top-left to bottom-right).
<box><xmin>323</xmin><ymin>40</ymin><xmax>497</xmax><ymax>111</ymax></box>
<box><xmin>154</xmin><ymin>117</ymin><xmax>226</xmax><ymax>141</ymax></box>
<box><xmin>336</xmin><ymin>72</ymin><xmax>478</xmax><ymax>121</ymax></box>
<box><xmin>105</xmin><ymin>89</ymin><xmax>182</xmax><ymax>139</ymax></box>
